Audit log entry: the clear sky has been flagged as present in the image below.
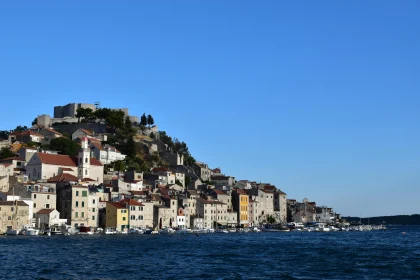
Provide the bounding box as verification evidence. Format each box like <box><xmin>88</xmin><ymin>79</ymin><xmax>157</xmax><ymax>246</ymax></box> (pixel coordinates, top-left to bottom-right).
<box><xmin>0</xmin><ymin>1</ymin><xmax>419</xmax><ymax>217</ymax></box>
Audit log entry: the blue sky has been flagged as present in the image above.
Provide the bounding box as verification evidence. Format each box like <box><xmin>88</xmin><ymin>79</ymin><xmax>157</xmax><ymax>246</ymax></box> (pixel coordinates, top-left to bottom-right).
<box><xmin>1</xmin><ymin>1</ymin><xmax>419</xmax><ymax>216</ymax></box>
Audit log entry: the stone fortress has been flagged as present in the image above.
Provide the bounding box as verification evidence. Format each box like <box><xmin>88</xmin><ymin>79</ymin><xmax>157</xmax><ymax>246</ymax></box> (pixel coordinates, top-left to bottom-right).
<box><xmin>35</xmin><ymin>103</ymin><xmax>140</xmax><ymax>128</ymax></box>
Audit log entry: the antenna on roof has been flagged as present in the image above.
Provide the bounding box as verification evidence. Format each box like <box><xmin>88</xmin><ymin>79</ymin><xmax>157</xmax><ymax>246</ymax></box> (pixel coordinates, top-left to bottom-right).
<box><xmin>94</xmin><ymin>102</ymin><xmax>100</xmax><ymax>110</ymax></box>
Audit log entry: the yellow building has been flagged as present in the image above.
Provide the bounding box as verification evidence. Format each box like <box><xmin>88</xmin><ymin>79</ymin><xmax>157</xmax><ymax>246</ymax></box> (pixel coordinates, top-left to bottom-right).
<box><xmin>106</xmin><ymin>202</ymin><xmax>128</xmax><ymax>232</ymax></box>
<box><xmin>233</xmin><ymin>188</ymin><xmax>249</xmax><ymax>227</ymax></box>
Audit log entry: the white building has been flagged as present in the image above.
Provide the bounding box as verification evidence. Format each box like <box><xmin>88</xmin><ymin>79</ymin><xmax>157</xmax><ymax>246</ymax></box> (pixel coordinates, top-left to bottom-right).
<box><xmin>25</xmin><ymin>137</ymin><xmax>104</xmax><ymax>183</ymax></box>
<box><xmin>90</xmin><ymin>142</ymin><xmax>126</xmax><ymax>165</ymax></box>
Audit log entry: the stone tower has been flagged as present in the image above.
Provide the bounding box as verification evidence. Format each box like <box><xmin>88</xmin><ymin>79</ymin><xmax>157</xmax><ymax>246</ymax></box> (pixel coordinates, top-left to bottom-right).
<box><xmin>78</xmin><ymin>136</ymin><xmax>91</xmax><ymax>179</ymax></box>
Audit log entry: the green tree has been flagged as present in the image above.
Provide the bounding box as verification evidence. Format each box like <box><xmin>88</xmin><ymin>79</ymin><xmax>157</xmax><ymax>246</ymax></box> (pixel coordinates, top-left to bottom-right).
<box><xmin>158</xmin><ymin>131</ymin><xmax>174</xmax><ymax>148</ymax></box>
<box><xmin>48</xmin><ymin>137</ymin><xmax>80</xmax><ymax>156</ymax></box>
<box><xmin>113</xmin><ymin>160</ymin><xmax>126</xmax><ymax>172</ymax></box>
<box><xmin>147</xmin><ymin>114</ymin><xmax>154</xmax><ymax>127</ymax></box>
<box><xmin>0</xmin><ymin>130</ymin><xmax>9</xmax><ymax>140</ymax></box>
<box><xmin>149</xmin><ymin>132</ymin><xmax>155</xmax><ymax>139</ymax></box>
<box><xmin>140</xmin><ymin>113</ymin><xmax>147</xmax><ymax>127</ymax></box>
<box><xmin>32</xmin><ymin>117</ymin><xmax>38</xmax><ymax>126</ymax></box>
<box><xmin>107</xmin><ymin>110</ymin><xmax>125</xmax><ymax>134</ymax></box>
<box><xmin>14</xmin><ymin>125</ymin><xmax>28</xmax><ymax>132</ymax></box>
<box><xmin>76</xmin><ymin>108</ymin><xmax>95</xmax><ymax>123</ymax></box>
<box><xmin>0</xmin><ymin>147</ymin><xmax>16</xmax><ymax>160</ymax></box>
<box><xmin>266</xmin><ymin>215</ymin><xmax>276</xmax><ymax>224</ymax></box>
<box><xmin>95</xmin><ymin>108</ymin><xmax>112</xmax><ymax>120</ymax></box>
<box><xmin>175</xmin><ymin>179</ymin><xmax>183</xmax><ymax>186</ymax></box>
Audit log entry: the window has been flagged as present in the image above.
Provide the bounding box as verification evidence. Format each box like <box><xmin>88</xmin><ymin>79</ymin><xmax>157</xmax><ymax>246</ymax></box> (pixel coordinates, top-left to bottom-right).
<box><xmin>82</xmin><ymin>202</ymin><xmax>85</xmax><ymax>207</ymax></box>
<box><xmin>85</xmin><ymin>169</ymin><xmax>88</xmax><ymax>175</ymax></box>
<box><xmin>75</xmin><ymin>212</ymin><xmax>78</xmax><ymax>218</ymax></box>
<box><xmin>46</xmin><ymin>204</ymin><xmax>50</xmax><ymax>209</ymax></box>
<box><xmin>76</xmin><ymin>201</ymin><xmax>79</xmax><ymax>207</ymax></box>
<box><xmin>92</xmin><ymin>216</ymin><xmax>95</xmax><ymax>220</ymax></box>
<box><xmin>85</xmin><ymin>158</ymin><xmax>88</xmax><ymax>163</ymax></box>
<box><xmin>138</xmin><ymin>215</ymin><xmax>143</xmax><ymax>220</ymax></box>
<box><xmin>92</xmin><ymin>199</ymin><xmax>95</xmax><ymax>204</ymax></box>
<box><xmin>123</xmin><ymin>217</ymin><xmax>126</xmax><ymax>221</ymax></box>
<box><xmin>34</xmin><ymin>194</ymin><xmax>37</xmax><ymax>199</ymax></box>
<box><xmin>131</xmin><ymin>215</ymin><xmax>135</xmax><ymax>220</ymax></box>
<box><xmin>76</xmin><ymin>191</ymin><xmax>79</xmax><ymax>196</ymax></box>
<box><xmin>11</xmin><ymin>207</ymin><xmax>14</xmax><ymax>211</ymax></box>
<box><xmin>92</xmin><ymin>208</ymin><xmax>95</xmax><ymax>212</ymax></box>
<box><xmin>81</xmin><ymin>212</ymin><xmax>84</xmax><ymax>218</ymax></box>
<box><xmin>47</xmin><ymin>195</ymin><xmax>50</xmax><ymax>199</ymax></box>
<box><xmin>8</xmin><ymin>216</ymin><xmax>11</xmax><ymax>220</ymax></box>
<box><xmin>82</xmin><ymin>191</ymin><xmax>87</xmax><ymax>197</ymax></box>
<box><xmin>139</xmin><ymin>206</ymin><xmax>143</xmax><ymax>211</ymax></box>
<box><xmin>33</xmin><ymin>203</ymin><xmax>36</xmax><ymax>208</ymax></box>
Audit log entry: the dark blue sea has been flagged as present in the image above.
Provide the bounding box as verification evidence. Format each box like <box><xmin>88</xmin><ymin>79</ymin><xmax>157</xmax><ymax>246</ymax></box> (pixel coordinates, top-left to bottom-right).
<box><xmin>1</xmin><ymin>226</ymin><xmax>419</xmax><ymax>279</ymax></box>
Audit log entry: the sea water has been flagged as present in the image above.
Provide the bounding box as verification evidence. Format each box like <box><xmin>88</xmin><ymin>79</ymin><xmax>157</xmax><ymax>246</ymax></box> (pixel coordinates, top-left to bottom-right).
<box><xmin>0</xmin><ymin>226</ymin><xmax>419</xmax><ymax>279</ymax></box>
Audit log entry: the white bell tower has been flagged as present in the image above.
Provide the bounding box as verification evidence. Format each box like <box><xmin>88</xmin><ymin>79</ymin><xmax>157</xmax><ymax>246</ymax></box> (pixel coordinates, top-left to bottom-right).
<box><xmin>78</xmin><ymin>136</ymin><xmax>91</xmax><ymax>179</ymax></box>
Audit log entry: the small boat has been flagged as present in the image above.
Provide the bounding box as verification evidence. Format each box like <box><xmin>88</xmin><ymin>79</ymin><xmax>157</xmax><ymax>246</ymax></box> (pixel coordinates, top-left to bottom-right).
<box><xmin>159</xmin><ymin>227</ymin><xmax>176</xmax><ymax>234</ymax></box>
<box><xmin>21</xmin><ymin>227</ymin><xmax>40</xmax><ymax>236</ymax></box>
<box><xmin>228</xmin><ymin>228</ymin><xmax>237</xmax><ymax>233</ymax></box>
<box><xmin>6</xmin><ymin>229</ymin><xmax>20</xmax><ymax>236</ymax></box>
<box><xmin>129</xmin><ymin>228</ymin><xmax>144</xmax><ymax>234</ymax></box>
<box><xmin>216</xmin><ymin>229</ymin><xmax>229</xmax><ymax>233</ymax></box>
<box><xmin>252</xmin><ymin>227</ymin><xmax>261</xmax><ymax>232</ymax></box>
<box><xmin>78</xmin><ymin>226</ymin><xmax>94</xmax><ymax>235</ymax></box>
<box><xmin>261</xmin><ymin>224</ymin><xmax>290</xmax><ymax>232</ymax></box>
<box><xmin>104</xmin><ymin>227</ymin><xmax>117</xmax><ymax>235</ymax></box>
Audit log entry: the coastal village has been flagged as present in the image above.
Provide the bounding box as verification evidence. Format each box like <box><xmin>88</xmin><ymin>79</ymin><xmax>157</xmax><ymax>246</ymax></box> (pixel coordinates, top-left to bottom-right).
<box><xmin>0</xmin><ymin>102</ymin><xmax>345</xmax><ymax>235</ymax></box>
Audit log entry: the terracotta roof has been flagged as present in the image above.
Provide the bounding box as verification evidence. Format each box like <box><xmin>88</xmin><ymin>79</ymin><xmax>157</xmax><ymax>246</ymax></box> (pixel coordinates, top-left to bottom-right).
<box><xmin>79</xmin><ymin>129</ymin><xmax>93</xmax><ymax>136</ymax></box>
<box><xmin>151</xmin><ymin>167</ymin><xmax>170</xmax><ymax>172</ymax></box>
<box><xmin>91</xmin><ymin>141</ymin><xmax>105</xmax><ymax>151</ymax></box>
<box><xmin>0</xmin><ymin>201</ymin><xmax>29</xmax><ymax>206</ymax></box>
<box><xmin>13</xmin><ymin>168</ymin><xmax>25</xmax><ymax>171</ymax></box>
<box><xmin>81</xmin><ymin>177</ymin><xmax>96</xmax><ymax>182</ymax></box>
<box><xmin>196</xmin><ymin>198</ymin><xmax>226</xmax><ymax>205</ymax></box>
<box><xmin>120</xmin><ymin>198</ymin><xmax>144</xmax><ymax>206</ymax></box>
<box><xmin>130</xmin><ymin>191</ymin><xmax>147</xmax><ymax>196</ymax></box>
<box><xmin>36</xmin><ymin>209</ymin><xmax>55</xmax><ymax>215</ymax></box>
<box><xmin>10</xmin><ymin>131</ymin><xmax>44</xmax><ymax>137</ymax></box>
<box><xmin>0</xmin><ymin>163</ymin><xmax>12</xmax><ymax>168</ymax></box>
<box><xmin>211</xmin><ymin>175</ymin><xmax>231</xmax><ymax>180</ymax></box>
<box><xmin>47</xmin><ymin>173</ymin><xmax>79</xmax><ymax>183</ymax></box>
<box><xmin>37</xmin><ymin>153</ymin><xmax>77</xmax><ymax>166</ymax></box>
<box><xmin>213</xmin><ymin>189</ymin><xmax>227</xmax><ymax>195</ymax></box>
<box><xmin>107</xmin><ymin>201</ymin><xmax>125</xmax><ymax>209</ymax></box>
<box><xmin>36</xmin><ymin>152</ymin><xmax>103</xmax><ymax>166</ymax></box>
<box><xmin>2</xmin><ymin>157</ymin><xmax>25</xmax><ymax>161</ymax></box>
<box><xmin>235</xmin><ymin>189</ymin><xmax>247</xmax><ymax>195</ymax></box>
<box><xmin>42</xmin><ymin>128</ymin><xmax>62</xmax><ymax>136</ymax></box>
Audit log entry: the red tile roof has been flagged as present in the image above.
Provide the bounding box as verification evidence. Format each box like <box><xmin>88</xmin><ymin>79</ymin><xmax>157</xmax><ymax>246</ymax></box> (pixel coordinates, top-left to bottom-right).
<box><xmin>10</xmin><ymin>130</ymin><xmax>44</xmax><ymax>137</ymax></box>
<box><xmin>107</xmin><ymin>201</ymin><xmax>126</xmax><ymax>209</ymax></box>
<box><xmin>2</xmin><ymin>157</ymin><xmax>25</xmax><ymax>161</ymax></box>
<box><xmin>235</xmin><ymin>189</ymin><xmax>247</xmax><ymax>195</ymax></box>
<box><xmin>36</xmin><ymin>152</ymin><xmax>103</xmax><ymax>166</ymax></box>
<box><xmin>120</xmin><ymin>198</ymin><xmax>144</xmax><ymax>206</ymax></box>
<box><xmin>213</xmin><ymin>189</ymin><xmax>227</xmax><ymax>195</ymax></box>
<box><xmin>36</xmin><ymin>209</ymin><xmax>55</xmax><ymax>215</ymax></box>
<box><xmin>42</xmin><ymin>128</ymin><xmax>62</xmax><ymax>136</ymax></box>
<box><xmin>81</xmin><ymin>177</ymin><xmax>96</xmax><ymax>182</ymax></box>
<box><xmin>79</xmin><ymin>129</ymin><xmax>93</xmax><ymax>136</ymax></box>
<box><xmin>91</xmin><ymin>141</ymin><xmax>105</xmax><ymax>151</ymax></box>
<box><xmin>47</xmin><ymin>173</ymin><xmax>79</xmax><ymax>183</ymax></box>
